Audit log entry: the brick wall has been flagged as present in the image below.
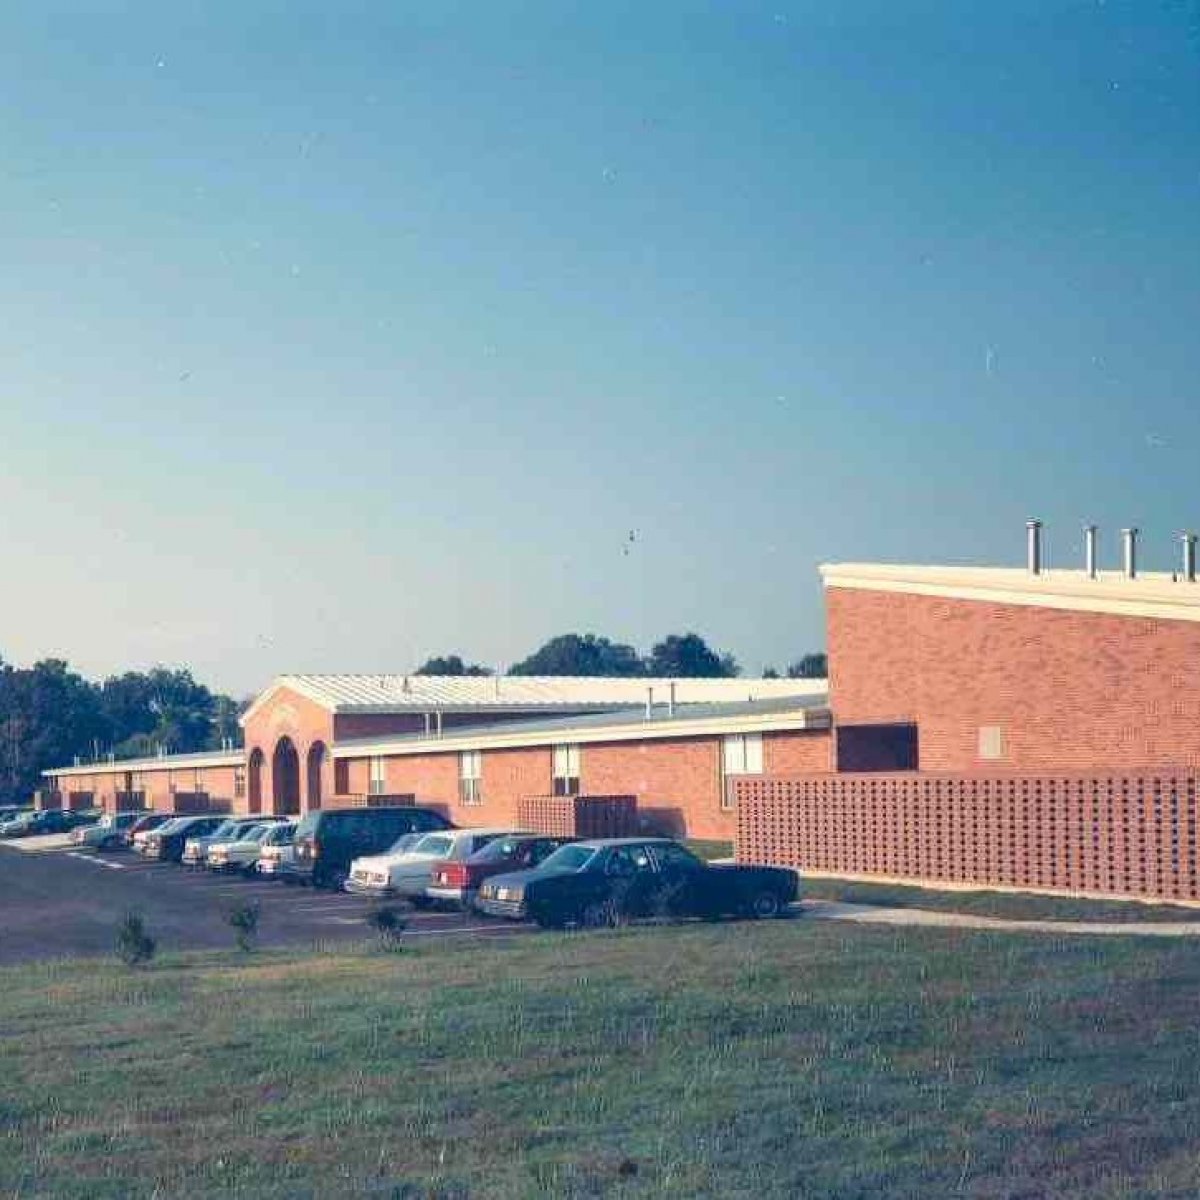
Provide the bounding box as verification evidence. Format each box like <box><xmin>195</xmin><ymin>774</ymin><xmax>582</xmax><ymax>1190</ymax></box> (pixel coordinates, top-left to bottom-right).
<box><xmin>828</xmin><ymin>587</ymin><xmax>1200</xmax><ymax>772</ymax></box>
<box><xmin>737</xmin><ymin>772</ymin><xmax>1200</xmax><ymax>902</ymax></box>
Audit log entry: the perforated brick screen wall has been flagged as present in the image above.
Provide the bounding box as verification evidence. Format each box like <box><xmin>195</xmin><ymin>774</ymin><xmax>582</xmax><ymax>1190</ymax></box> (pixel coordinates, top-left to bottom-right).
<box><xmin>517</xmin><ymin>795</ymin><xmax>638</xmax><ymax>838</ymax></box>
<box><xmin>736</xmin><ymin>772</ymin><xmax>1200</xmax><ymax>901</ymax></box>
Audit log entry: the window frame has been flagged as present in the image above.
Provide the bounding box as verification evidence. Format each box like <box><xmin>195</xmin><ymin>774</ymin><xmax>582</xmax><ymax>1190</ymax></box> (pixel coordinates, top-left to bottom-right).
<box><xmin>552</xmin><ymin>743</ymin><xmax>581</xmax><ymax>797</ymax></box>
<box><xmin>459</xmin><ymin>750</ymin><xmax>483</xmax><ymax>807</ymax></box>
<box><xmin>721</xmin><ymin>733</ymin><xmax>764</xmax><ymax>810</ymax></box>
<box><xmin>368</xmin><ymin>756</ymin><xmax>386</xmax><ymax>796</ymax></box>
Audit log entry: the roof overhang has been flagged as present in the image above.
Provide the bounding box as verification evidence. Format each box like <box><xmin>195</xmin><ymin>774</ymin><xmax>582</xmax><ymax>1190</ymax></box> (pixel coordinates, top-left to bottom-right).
<box><xmin>821</xmin><ymin>562</ymin><xmax>1200</xmax><ymax>624</ymax></box>
<box><xmin>332</xmin><ymin>704</ymin><xmax>832</xmax><ymax>760</ymax></box>
<box><xmin>43</xmin><ymin>751</ymin><xmax>245</xmax><ymax>780</ymax></box>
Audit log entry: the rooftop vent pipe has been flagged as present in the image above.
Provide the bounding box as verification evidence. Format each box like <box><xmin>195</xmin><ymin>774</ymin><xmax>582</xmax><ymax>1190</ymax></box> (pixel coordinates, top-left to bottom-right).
<box><xmin>1026</xmin><ymin>519</ymin><xmax>1043</xmax><ymax>575</ymax></box>
<box><xmin>1183</xmin><ymin>533</ymin><xmax>1197</xmax><ymax>583</ymax></box>
<box><xmin>668</xmin><ymin>682</ymin><xmax>677</xmax><ymax>717</ymax></box>
<box><xmin>645</xmin><ymin>687</ymin><xmax>654</xmax><ymax>719</ymax></box>
<box><xmin>1084</xmin><ymin>524</ymin><xmax>1098</xmax><ymax>579</ymax></box>
<box><xmin>1121</xmin><ymin>527</ymin><xmax>1139</xmax><ymax>579</ymax></box>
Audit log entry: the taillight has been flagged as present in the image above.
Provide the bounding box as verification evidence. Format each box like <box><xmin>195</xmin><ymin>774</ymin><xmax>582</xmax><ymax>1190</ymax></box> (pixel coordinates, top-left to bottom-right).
<box><xmin>436</xmin><ymin>861</ymin><xmax>467</xmax><ymax>887</ymax></box>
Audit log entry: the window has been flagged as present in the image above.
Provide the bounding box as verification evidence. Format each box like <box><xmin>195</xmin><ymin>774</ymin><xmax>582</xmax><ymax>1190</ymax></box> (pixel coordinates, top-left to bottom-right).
<box><xmin>369</xmin><ymin>756</ymin><xmax>386</xmax><ymax>796</ymax></box>
<box><xmin>721</xmin><ymin>733</ymin><xmax>763</xmax><ymax>810</ymax></box>
<box><xmin>234</xmin><ymin>767</ymin><xmax>246</xmax><ymax>799</ymax></box>
<box><xmin>552</xmin><ymin>744</ymin><xmax>580</xmax><ymax>796</ymax></box>
<box><xmin>978</xmin><ymin>726</ymin><xmax>1005</xmax><ymax>761</ymax></box>
<box><xmin>459</xmin><ymin>750</ymin><xmax>482</xmax><ymax>806</ymax></box>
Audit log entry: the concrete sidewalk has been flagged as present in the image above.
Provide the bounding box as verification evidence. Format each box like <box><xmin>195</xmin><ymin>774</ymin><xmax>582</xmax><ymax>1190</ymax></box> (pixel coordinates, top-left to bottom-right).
<box><xmin>801</xmin><ymin>897</ymin><xmax>1200</xmax><ymax>938</ymax></box>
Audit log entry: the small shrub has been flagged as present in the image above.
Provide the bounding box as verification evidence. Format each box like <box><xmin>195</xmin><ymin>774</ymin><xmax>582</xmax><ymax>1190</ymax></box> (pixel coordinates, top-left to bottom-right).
<box><xmin>115</xmin><ymin>911</ymin><xmax>156</xmax><ymax>967</ymax></box>
<box><xmin>227</xmin><ymin>901</ymin><xmax>261</xmax><ymax>953</ymax></box>
<box><xmin>367</xmin><ymin>905</ymin><xmax>407</xmax><ymax>949</ymax></box>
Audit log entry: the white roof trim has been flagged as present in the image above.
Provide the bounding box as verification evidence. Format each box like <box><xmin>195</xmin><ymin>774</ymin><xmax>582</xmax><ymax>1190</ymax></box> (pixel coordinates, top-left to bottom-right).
<box><xmin>332</xmin><ymin>706</ymin><xmax>831</xmax><ymax>760</ymax></box>
<box><xmin>43</xmin><ymin>751</ymin><xmax>244</xmax><ymax>780</ymax></box>
<box><xmin>821</xmin><ymin>562</ymin><xmax>1200</xmax><ymax>624</ymax></box>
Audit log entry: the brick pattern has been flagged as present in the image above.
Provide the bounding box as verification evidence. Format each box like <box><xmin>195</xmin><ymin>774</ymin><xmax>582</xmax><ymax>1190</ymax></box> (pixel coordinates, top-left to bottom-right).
<box><xmin>517</xmin><ymin>795</ymin><xmax>638</xmax><ymax>839</ymax></box>
<box><xmin>736</xmin><ymin>773</ymin><xmax>1200</xmax><ymax>900</ymax></box>
<box><xmin>827</xmin><ymin>587</ymin><xmax>1200</xmax><ymax>772</ymax></box>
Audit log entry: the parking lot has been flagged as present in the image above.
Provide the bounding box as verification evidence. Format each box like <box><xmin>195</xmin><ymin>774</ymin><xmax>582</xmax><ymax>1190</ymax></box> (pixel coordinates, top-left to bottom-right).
<box><xmin>0</xmin><ymin>836</ymin><xmax>532</xmax><ymax>965</ymax></box>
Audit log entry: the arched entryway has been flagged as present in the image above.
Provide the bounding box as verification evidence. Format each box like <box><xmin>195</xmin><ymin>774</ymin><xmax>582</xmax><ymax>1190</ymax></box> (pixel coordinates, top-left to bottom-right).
<box><xmin>248</xmin><ymin>748</ymin><xmax>264</xmax><ymax>814</ymax></box>
<box><xmin>272</xmin><ymin>737</ymin><xmax>301</xmax><ymax>815</ymax></box>
<box><xmin>306</xmin><ymin>741</ymin><xmax>326</xmax><ymax>812</ymax></box>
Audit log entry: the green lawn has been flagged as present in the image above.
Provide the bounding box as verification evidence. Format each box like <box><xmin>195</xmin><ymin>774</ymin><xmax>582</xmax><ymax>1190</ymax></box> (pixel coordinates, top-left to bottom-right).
<box><xmin>801</xmin><ymin>875</ymin><xmax>1200</xmax><ymax>923</ymax></box>
<box><xmin>4</xmin><ymin>923</ymin><xmax>1200</xmax><ymax>1198</ymax></box>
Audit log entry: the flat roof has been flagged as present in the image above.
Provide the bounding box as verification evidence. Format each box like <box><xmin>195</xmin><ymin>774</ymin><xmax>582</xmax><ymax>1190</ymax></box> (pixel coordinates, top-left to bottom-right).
<box><xmin>822</xmin><ymin>562</ymin><xmax>1200</xmax><ymax>624</ymax></box>
<box><xmin>44</xmin><ymin>749</ymin><xmax>244</xmax><ymax>780</ymax></box>
<box><xmin>242</xmin><ymin>673</ymin><xmax>825</xmax><ymax>723</ymax></box>
<box><xmin>332</xmin><ymin>694</ymin><xmax>830</xmax><ymax>759</ymax></box>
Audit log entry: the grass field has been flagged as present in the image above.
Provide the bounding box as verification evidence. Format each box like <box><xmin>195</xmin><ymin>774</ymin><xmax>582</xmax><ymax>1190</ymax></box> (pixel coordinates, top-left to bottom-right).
<box><xmin>4</xmin><ymin>921</ymin><xmax>1200</xmax><ymax>1198</ymax></box>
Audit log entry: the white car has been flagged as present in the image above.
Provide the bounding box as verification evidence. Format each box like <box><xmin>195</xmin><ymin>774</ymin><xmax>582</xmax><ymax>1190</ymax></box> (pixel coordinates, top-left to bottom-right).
<box><xmin>182</xmin><ymin>817</ymin><xmax>281</xmax><ymax>867</ymax></box>
<box><xmin>256</xmin><ymin>823</ymin><xmax>299</xmax><ymax>878</ymax></box>
<box><xmin>345</xmin><ymin>828</ymin><xmax>524</xmax><ymax>902</ymax></box>
<box><xmin>206</xmin><ymin>822</ymin><xmax>291</xmax><ymax>874</ymax></box>
<box><xmin>70</xmin><ymin>811</ymin><xmax>141</xmax><ymax>849</ymax></box>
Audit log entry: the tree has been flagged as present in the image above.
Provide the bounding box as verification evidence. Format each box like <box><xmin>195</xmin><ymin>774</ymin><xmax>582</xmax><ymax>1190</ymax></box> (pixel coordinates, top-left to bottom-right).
<box><xmin>509</xmin><ymin>634</ymin><xmax>644</xmax><ymax>677</ymax></box>
<box><xmin>786</xmin><ymin>653</ymin><xmax>828</xmax><ymax>679</ymax></box>
<box><xmin>646</xmin><ymin>633</ymin><xmax>738</xmax><ymax>678</ymax></box>
<box><xmin>414</xmin><ymin>655</ymin><xmax>493</xmax><ymax>677</ymax></box>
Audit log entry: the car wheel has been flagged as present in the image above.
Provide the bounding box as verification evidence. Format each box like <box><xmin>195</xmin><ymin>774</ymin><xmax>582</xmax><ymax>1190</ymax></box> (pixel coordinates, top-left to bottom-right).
<box><xmin>581</xmin><ymin>900</ymin><xmax>619</xmax><ymax>929</ymax></box>
<box><xmin>748</xmin><ymin>890</ymin><xmax>783</xmax><ymax>920</ymax></box>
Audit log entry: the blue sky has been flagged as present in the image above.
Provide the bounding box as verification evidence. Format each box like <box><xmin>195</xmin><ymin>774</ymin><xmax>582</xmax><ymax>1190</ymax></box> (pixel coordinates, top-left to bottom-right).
<box><xmin>1</xmin><ymin>1</ymin><xmax>1198</xmax><ymax>695</ymax></box>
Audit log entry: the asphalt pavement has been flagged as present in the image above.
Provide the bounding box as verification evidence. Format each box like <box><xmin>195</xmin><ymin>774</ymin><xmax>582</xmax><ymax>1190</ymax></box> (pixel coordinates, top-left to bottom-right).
<box><xmin>0</xmin><ymin>836</ymin><xmax>530</xmax><ymax>965</ymax></box>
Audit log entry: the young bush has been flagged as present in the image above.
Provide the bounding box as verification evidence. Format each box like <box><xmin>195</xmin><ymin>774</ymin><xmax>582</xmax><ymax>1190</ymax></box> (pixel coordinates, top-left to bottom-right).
<box><xmin>115</xmin><ymin>911</ymin><xmax>156</xmax><ymax>967</ymax></box>
<box><xmin>367</xmin><ymin>905</ymin><xmax>407</xmax><ymax>949</ymax></box>
<box><xmin>227</xmin><ymin>901</ymin><xmax>261</xmax><ymax>953</ymax></box>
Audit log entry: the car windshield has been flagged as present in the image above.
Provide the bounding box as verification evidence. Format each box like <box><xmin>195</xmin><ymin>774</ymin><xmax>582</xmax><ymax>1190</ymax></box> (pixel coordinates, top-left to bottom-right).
<box><xmin>410</xmin><ymin>833</ymin><xmax>453</xmax><ymax>857</ymax></box>
<box><xmin>267</xmin><ymin>825</ymin><xmax>295</xmax><ymax>845</ymax></box>
<box><xmin>385</xmin><ymin>832</ymin><xmax>422</xmax><ymax>854</ymax></box>
<box><xmin>154</xmin><ymin>819</ymin><xmax>183</xmax><ymax>834</ymax></box>
<box><xmin>470</xmin><ymin>837</ymin><xmax>528</xmax><ymax>862</ymax></box>
<box><xmin>537</xmin><ymin>844</ymin><xmax>597</xmax><ymax>872</ymax></box>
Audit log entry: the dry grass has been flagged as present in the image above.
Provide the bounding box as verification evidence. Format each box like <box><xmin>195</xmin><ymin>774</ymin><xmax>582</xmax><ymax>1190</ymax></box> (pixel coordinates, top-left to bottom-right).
<box><xmin>3</xmin><ymin>921</ymin><xmax>1200</xmax><ymax>1197</ymax></box>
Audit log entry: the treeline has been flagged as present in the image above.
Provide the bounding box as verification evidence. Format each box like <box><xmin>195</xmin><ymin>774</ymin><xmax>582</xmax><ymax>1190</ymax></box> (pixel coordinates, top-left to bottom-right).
<box><xmin>417</xmin><ymin>633</ymin><xmax>827</xmax><ymax>682</ymax></box>
<box><xmin>0</xmin><ymin>658</ymin><xmax>247</xmax><ymax>806</ymax></box>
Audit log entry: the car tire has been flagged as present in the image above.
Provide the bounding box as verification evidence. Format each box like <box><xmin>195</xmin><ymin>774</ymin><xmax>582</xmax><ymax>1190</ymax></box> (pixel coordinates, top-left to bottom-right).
<box><xmin>581</xmin><ymin>900</ymin><xmax>619</xmax><ymax>929</ymax></box>
<box><xmin>748</xmin><ymin>890</ymin><xmax>783</xmax><ymax>919</ymax></box>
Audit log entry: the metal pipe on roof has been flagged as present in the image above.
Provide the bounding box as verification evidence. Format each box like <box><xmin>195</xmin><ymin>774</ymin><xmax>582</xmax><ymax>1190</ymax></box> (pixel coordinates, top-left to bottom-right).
<box><xmin>668</xmin><ymin>682</ymin><xmax>676</xmax><ymax>717</ymax></box>
<box><xmin>1084</xmin><ymin>524</ymin><xmax>1098</xmax><ymax>579</ymax></box>
<box><xmin>435</xmin><ymin>710</ymin><xmax>443</xmax><ymax>737</ymax></box>
<box><xmin>1026</xmin><ymin>519</ymin><xmax>1043</xmax><ymax>575</ymax></box>
<box><xmin>1183</xmin><ymin>533</ymin><xmax>1197</xmax><ymax>583</ymax></box>
<box><xmin>1121</xmin><ymin>527</ymin><xmax>1139</xmax><ymax>579</ymax></box>
<box><xmin>645</xmin><ymin>687</ymin><xmax>654</xmax><ymax>719</ymax></box>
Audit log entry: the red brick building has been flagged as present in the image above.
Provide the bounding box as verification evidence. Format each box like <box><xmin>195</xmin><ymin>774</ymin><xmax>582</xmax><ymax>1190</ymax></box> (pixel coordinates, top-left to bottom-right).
<box><xmin>738</xmin><ymin>543</ymin><xmax>1200</xmax><ymax>902</ymax></box>
<box><xmin>43</xmin><ymin>675</ymin><xmax>830</xmax><ymax>842</ymax></box>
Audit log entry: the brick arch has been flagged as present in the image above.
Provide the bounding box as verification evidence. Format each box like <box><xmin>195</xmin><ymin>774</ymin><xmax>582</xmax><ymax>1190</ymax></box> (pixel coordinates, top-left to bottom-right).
<box><xmin>248</xmin><ymin>748</ymin><xmax>265</xmax><ymax>814</ymax></box>
<box><xmin>272</xmin><ymin>737</ymin><xmax>301</xmax><ymax>816</ymax></box>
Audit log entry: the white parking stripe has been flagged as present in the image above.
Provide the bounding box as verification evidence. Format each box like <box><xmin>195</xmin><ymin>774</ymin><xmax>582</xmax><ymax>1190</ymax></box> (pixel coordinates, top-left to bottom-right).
<box><xmin>64</xmin><ymin>852</ymin><xmax>126</xmax><ymax>870</ymax></box>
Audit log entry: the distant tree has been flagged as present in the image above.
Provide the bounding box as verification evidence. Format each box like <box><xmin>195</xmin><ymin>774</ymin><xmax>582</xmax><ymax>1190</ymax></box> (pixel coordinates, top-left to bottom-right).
<box><xmin>646</xmin><ymin>633</ymin><xmax>738</xmax><ymax>678</ymax></box>
<box><xmin>509</xmin><ymin>634</ymin><xmax>644</xmax><ymax>677</ymax></box>
<box><xmin>762</xmin><ymin>666</ymin><xmax>781</xmax><ymax>679</ymax></box>
<box><xmin>786</xmin><ymin>653</ymin><xmax>828</xmax><ymax>680</ymax></box>
<box><xmin>415</xmin><ymin>655</ymin><xmax>493</xmax><ymax>677</ymax></box>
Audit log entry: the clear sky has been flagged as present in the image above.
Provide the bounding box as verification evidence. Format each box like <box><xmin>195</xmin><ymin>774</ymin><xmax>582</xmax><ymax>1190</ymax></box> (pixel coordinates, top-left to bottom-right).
<box><xmin>1</xmin><ymin>1</ymin><xmax>1198</xmax><ymax>695</ymax></box>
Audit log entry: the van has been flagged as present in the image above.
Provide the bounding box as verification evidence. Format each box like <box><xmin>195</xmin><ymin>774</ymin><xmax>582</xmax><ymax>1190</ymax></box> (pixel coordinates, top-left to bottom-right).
<box><xmin>291</xmin><ymin>805</ymin><xmax>452</xmax><ymax>888</ymax></box>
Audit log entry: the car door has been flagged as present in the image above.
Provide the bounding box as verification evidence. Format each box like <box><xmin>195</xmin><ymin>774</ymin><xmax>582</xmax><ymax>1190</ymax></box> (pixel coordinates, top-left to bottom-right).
<box><xmin>604</xmin><ymin>845</ymin><xmax>661</xmax><ymax>917</ymax></box>
<box><xmin>649</xmin><ymin>842</ymin><xmax>712</xmax><ymax>917</ymax></box>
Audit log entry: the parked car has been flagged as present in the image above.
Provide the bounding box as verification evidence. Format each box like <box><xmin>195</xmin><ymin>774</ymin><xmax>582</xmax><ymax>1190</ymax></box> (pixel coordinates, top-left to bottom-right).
<box><xmin>474</xmin><ymin>838</ymin><xmax>800</xmax><ymax>928</ymax></box>
<box><xmin>71</xmin><ymin>811</ymin><xmax>142</xmax><ymax>849</ymax></box>
<box><xmin>2</xmin><ymin>809</ymin><xmax>98</xmax><ymax>838</ymax></box>
<box><xmin>125</xmin><ymin>812</ymin><xmax>176</xmax><ymax>850</ymax></box>
<box><xmin>208</xmin><ymin>822</ymin><xmax>294</xmax><ymax>874</ymax></box>
<box><xmin>0</xmin><ymin>810</ymin><xmax>38</xmax><ymax>837</ymax></box>
<box><xmin>182</xmin><ymin>816</ymin><xmax>282</xmax><ymax>868</ymax></box>
<box><xmin>426</xmin><ymin>833</ymin><xmax>576</xmax><ymax>908</ymax></box>
<box><xmin>291</xmin><ymin>805</ymin><xmax>453</xmax><ymax>889</ymax></box>
<box><xmin>255</xmin><ymin>822</ymin><xmax>300</xmax><ymax>878</ymax></box>
<box><xmin>141</xmin><ymin>815</ymin><xmax>229</xmax><ymax>863</ymax></box>
<box><xmin>345</xmin><ymin>827</ymin><xmax>519</xmax><ymax>901</ymax></box>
